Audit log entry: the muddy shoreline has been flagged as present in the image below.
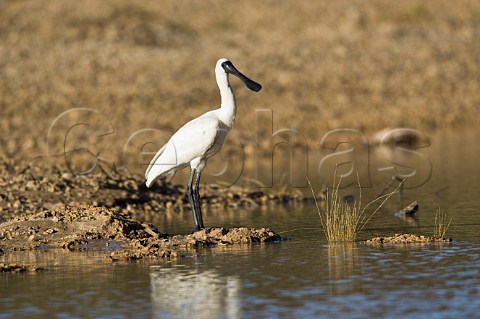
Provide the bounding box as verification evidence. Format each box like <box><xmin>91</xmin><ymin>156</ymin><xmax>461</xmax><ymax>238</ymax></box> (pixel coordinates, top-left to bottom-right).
<box><xmin>0</xmin><ymin>201</ymin><xmax>452</xmax><ymax>265</ymax></box>
<box><xmin>0</xmin><ymin>158</ymin><xmax>296</xmax><ymax>265</ymax></box>
<box><xmin>0</xmin><ymin>159</ymin><xmax>305</xmax><ymax>223</ymax></box>
<box><xmin>0</xmin><ymin>204</ymin><xmax>284</xmax><ymax>261</ymax></box>
<box><xmin>0</xmin><ymin>158</ymin><xmax>452</xmax><ymax>268</ymax></box>
<box><xmin>363</xmin><ymin>233</ymin><xmax>452</xmax><ymax>245</ymax></box>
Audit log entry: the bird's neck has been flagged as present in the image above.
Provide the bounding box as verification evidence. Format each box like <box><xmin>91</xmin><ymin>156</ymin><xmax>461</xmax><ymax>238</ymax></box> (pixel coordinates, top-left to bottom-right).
<box><xmin>217</xmin><ymin>73</ymin><xmax>237</xmax><ymax>128</ymax></box>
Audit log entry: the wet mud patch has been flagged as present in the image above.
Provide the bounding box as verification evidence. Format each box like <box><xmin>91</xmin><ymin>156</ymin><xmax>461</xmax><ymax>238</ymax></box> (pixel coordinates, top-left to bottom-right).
<box><xmin>112</xmin><ymin>227</ymin><xmax>283</xmax><ymax>260</ymax></box>
<box><xmin>0</xmin><ymin>159</ymin><xmax>306</xmax><ymax>223</ymax></box>
<box><xmin>0</xmin><ymin>205</ymin><xmax>163</xmax><ymax>252</ymax></box>
<box><xmin>364</xmin><ymin>233</ymin><xmax>453</xmax><ymax>245</ymax></box>
<box><xmin>1</xmin><ymin>263</ymin><xmax>44</xmax><ymax>273</ymax></box>
<box><xmin>0</xmin><ymin>205</ymin><xmax>283</xmax><ymax>260</ymax></box>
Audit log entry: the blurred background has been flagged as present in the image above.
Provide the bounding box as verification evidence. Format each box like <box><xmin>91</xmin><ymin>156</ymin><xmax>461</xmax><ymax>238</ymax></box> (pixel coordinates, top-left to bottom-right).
<box><xmin>1</xmin><ymin>0</ymin><xmax>479</xmax><ymax>175</ymax></box>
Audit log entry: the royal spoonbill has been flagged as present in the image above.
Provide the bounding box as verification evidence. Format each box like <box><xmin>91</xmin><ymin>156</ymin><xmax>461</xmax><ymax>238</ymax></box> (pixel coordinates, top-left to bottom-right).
<box><xmin>145</xmin><ymin>58</ymin><xmax>262</xmax><ymax>231</ymax></box>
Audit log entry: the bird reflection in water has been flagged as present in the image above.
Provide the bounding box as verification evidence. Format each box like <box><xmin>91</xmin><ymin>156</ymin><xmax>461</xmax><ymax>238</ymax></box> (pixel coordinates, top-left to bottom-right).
<box><xmin>150</xmin><ymin>266</ymin><xmax>242</xmax><ymax>319</ymax></box>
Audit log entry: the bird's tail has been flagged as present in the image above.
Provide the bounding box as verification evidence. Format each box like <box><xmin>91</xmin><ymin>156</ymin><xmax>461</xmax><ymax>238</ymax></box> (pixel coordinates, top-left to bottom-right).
<box><xmin>145</xmin><ymin>144</ymin><xmax>167</xmax><ymax>187</ymax></box>
<box><xmin>145</xmin><ymin>177</ymin><xmax>155</xmax><ymax>188</ymax></box>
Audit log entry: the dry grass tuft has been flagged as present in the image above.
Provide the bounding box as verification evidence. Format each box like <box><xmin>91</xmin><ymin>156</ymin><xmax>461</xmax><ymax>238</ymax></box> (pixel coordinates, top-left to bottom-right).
<box><xmin>433</xmin><ymin>208</ymin><xmax>452</xmax><ymax>239</ymax></box>
<box><xmin>308</xmin><ymin>174</ymin><xmax>398</xmax><ymax>243</ymax></box>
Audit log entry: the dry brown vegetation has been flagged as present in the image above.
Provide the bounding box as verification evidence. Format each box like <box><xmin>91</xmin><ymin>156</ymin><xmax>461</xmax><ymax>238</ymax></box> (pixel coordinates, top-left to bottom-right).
<box><xmin>1</xmin><ymin>0</ymin><xmax>480</xmax><ymax>170</ymax></box>
<box><xmin>309</xmin><ymin>175</ymin><xmax>398</xmax><ymax>243</ymax></box>
<box><xmin>433</xmin><ymin>208</ymin><xmax>452</xmax><ymax>239</ymax></box>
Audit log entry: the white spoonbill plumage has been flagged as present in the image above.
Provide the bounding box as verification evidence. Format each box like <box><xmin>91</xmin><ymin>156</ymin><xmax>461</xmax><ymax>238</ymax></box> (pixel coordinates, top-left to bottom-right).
<box><xmin>145</xmin><ymin>58</ymin><xmax>262</xmax><ymax>231</ymax></box>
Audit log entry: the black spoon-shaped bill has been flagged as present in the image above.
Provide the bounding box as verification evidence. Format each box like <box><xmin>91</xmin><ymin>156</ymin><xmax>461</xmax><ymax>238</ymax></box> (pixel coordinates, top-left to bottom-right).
<box><xmin>221</xmin><ymin>61</ymin><xmax>262</xmax><ymax>92</ymax></box>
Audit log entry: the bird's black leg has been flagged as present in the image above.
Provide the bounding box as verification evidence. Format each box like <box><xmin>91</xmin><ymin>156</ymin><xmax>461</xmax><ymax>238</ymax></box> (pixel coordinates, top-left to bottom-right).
<box><xmin>187</xmin><ymin>169</ymin><xmax>202</xmax><ymax>231</ymax></box>
<box><xmin>193</xmin><ymin>170</ymin><xmax>205</xmax><ymax>229</ymax></box>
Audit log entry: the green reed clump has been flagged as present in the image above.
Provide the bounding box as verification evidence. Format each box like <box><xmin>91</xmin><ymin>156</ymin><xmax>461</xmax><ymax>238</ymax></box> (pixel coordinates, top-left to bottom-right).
<box><xmin>433</xmin><ymin>208</ymin><xmax>452</xmax><ymax>239</ymax></box>
<box><xmin>308</xmin><ymin>175</ymin><xmax>399</xmax><ymax>243</ymax></box>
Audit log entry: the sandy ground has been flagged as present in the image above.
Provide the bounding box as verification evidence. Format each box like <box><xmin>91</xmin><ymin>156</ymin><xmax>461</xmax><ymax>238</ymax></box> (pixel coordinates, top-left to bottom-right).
<box><xmin>1</xmin><ymin>0</ymin><xmax>480</xmax><ymax>171</ymax></box>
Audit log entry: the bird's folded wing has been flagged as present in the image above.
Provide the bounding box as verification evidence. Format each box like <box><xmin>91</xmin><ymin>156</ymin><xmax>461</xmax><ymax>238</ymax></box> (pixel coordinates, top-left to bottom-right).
<box><xmin>145</xmin><ymin>117</ymin><xmax>221</xmax><ymax>185</ymax></box>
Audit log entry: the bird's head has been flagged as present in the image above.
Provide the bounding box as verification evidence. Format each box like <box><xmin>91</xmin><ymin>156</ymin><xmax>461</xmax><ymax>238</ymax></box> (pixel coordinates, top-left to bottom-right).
<box><xmin>216</xmin><ymin>58</ymin><xmax>262</xmax><ymax>92</ymax></box>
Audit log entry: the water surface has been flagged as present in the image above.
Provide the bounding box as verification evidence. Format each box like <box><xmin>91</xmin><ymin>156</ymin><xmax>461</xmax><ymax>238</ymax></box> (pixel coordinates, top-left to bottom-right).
<box><xmin>1</xmin><ymin>130</ymin><xmax>479</xmax><ymax>318</ymax></box>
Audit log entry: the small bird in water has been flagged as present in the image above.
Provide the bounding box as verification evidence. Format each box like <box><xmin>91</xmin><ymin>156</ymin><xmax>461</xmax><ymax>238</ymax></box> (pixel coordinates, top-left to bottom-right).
<box><xmin>145</xmin><ymin>58</ymin><xmax>262</xmax><ymax>231</ymax></box>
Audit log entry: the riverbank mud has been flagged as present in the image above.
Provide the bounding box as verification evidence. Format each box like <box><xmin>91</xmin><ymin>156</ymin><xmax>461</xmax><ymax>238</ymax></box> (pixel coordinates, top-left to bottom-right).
<box><xmin>364</xmin><ymin>233</ymin><xmax>453</xmax><ymax>245</ymax></box>
<box><xmin>0</xmin><ymin>205</ymin><xmax>283</xmax><ymax>260</ymax></box>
